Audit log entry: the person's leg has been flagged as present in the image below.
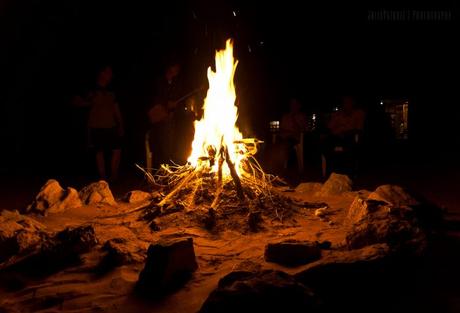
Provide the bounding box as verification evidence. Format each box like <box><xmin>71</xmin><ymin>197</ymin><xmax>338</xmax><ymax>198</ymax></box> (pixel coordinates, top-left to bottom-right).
<box><xmin>111</xmin><ymin>149</ymin><xmax>121</xmax><ymax>181</ymax></box>
<box><xmin>95</xmin><ymin>150</ymin><xmax>106</xmax><ymax>179</ymax></box>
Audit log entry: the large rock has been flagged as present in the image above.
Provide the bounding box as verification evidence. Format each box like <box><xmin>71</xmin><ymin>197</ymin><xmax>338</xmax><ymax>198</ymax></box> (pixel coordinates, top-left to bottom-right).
<box><xmin>123</xmin><ymin>190</ymin><xmax>152</xmax><ymax>204</ymax></box>
<box><xmin>2</xmin><ymin>225</ymin><xmax>97</xmax><ymax>276</ymax></box>
<box><xmin>79</xmin><ymin>180</ymin><xmax>116</xmax><ymax>206</ymax></box>
<box><xmin>294</xmin><ymin>243</ymin><xmax>427</xmax><ymax>313</ymax></box>
<box><xmin>265</xmin><ymin>240</ymin><xmax>322</xmax><ymax>266</ymax></box>
<box><xmin>136</xmin><ymin>237</ymin><xmax>198</xmax><ymax>294</ymax></box>
<box><xmin>345</xmin><ymin>186</ymin><xmax>430</xmax><ymax>256</ymax></box>
<box><xmin>368</xmin><ymin>185</ymin><xmax>419</xmax><ymax>207</ymax></box>
<box><xmin>101</xmin><ymin>238</ymin><xmax>145</xmax><ymax>267</ymax></box>
<box><xmin>26</xmin><ymin>179</ymin><xmax>82</xmax><ymax>214</ymax></box>
<box><xmin>0</xmin><ymin>210</ymin><xmax>47</xmax><ymax>263</ymax></box>
<box><xmin>368</xmin><ymin>185</ymin><xmax>443</xmax><ymax>229</ymax></box>
<box><xmin>346</xmin><ymin>195</ymin><xmax>389</xmax><ymax>224</ymax></box>
<box><xmin>346</xmin><ymin>205</ymin><xmax>426</xmax><ymax>254</ymax></box>
<box><xmin>316</xmin><ymin>173</ymin><xmax>352</xmax><ymax>196</ymax></box>
<box><xmin>199</xmin><ymin>270</ymin><xmax>319</xmax><ymax>313</ymax></box>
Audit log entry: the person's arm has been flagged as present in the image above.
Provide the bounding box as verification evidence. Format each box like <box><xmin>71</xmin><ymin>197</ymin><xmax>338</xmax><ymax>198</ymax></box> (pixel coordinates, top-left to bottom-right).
<box><xmin>71</xmin><ymin>91</ymin><xmax>94</xmax><ymax>107</ymax></box>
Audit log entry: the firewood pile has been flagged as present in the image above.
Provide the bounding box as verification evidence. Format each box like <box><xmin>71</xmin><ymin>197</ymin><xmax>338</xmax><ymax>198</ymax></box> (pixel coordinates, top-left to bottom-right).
<box><xmin>136</xmin><ymin>143</ymin><xmax>299</xmax><ymax>231</ymax></box>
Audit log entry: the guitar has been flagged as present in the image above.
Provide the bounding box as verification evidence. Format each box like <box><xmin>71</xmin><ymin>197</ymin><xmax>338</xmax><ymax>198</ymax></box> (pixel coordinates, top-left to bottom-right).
<box><xmin>148</xmin><ymin>87</ymin><xmax>204</xmax><ymax>124</ymax></box>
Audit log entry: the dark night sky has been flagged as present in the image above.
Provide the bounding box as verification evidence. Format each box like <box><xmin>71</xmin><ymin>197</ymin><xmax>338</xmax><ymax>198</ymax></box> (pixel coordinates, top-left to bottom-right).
<box><xmin>0</xmin><ymin>0</ymin><xmax>458</xmax><ymax>176</ymax></box>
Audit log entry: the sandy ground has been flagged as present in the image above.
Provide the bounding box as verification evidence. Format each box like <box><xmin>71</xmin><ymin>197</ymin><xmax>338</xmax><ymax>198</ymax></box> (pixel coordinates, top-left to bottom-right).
<box><xmin>0</xmin><ymin>153</ymin><xmax>459</xmax><ymax>313</ymax></box>
<box><xmin>0</xmin><ymin>188</ymin><xmax>359</xmax><ymax>313</ymax></box>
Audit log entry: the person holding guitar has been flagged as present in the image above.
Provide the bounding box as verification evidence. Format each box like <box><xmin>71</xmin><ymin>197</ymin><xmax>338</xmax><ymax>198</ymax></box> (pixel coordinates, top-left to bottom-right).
<box><xmin>148</xmin><ymin>62</ymin><xmax>183</xmax><ymax>167</ymax></box>
<box><xmin>148</xmin><ymin>61</ymin><xmax>206</xmax><ymax>167</ymax></box>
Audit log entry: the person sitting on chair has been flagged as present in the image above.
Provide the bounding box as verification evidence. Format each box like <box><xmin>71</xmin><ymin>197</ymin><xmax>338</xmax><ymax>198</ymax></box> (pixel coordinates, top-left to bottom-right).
<box><xmin>328</xmin><ymin>96</ymin><xmax>365</xmax><ymax>139</ymax></box>
<box><xmin>323</xmin><ymin>96</ymin><xmax>365</xmax><ymax>176</ymax></box>
<box><xmin>280</xmin><ymin>98</ymin><xmax>308</xmax><ymax>144</ymax></box>
<box><xmin>279</xmin><ymin>98</ymin><xmax>308</xmax><ymax>170</ymax></box>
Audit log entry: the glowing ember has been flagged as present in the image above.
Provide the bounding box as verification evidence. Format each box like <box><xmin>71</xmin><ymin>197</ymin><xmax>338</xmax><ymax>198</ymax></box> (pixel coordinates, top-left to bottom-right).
<box><xmin>188</xmin><ymin>39</ymin><xmax>245</xmax><ymax>175</ymax></box>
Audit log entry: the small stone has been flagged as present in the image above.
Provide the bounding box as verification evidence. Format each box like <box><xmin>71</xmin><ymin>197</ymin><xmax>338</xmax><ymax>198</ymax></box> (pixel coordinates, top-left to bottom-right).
<box><xmin>123</xmin><ymin>190</ymin><xmax>152</xmax><ymax>203</ymax></box>
<box><xmin>102</xmin><ymin>238</ymin><xmax>145</xmax><ymax>267</ymax></box>
<box><xmin>316</xmin><ymin>173</ymin><xmax>352</xmax><ymax>197</ymax></box>
<box><xmin>0</xmin><ymin>210</ymin><xmax>47</xmax><ymax>263</ymax></box>
<box><xmin>264</xmin><ymin>240</ymin><xmax>322</xmax><ymax>266</ymax></box>
<box><xmin>346</xmin><ymin>196</ymin><xmax>389</xmax><ymax>224</ymax></box>
<box><xmin>26</xmin><ymin>179</ymin><xmax>82</xmax><ymax>214</ymax></box>
<box><xmin>79</xmin><ymin>180</ymin><xmax>116</xmax><ymax>206</ymax></box>
<box><xmin>136</xmin><ymin>237</ymin><xmax>198</xmax><ymax>294</ymax></box>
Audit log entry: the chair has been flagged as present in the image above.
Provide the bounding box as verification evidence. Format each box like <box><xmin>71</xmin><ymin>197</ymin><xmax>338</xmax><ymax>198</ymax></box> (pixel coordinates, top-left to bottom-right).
<box><xmin>145</xmin><ymin>130</ymin><xmax>153</xmax><ymax>174</ymax></box>
<box><xmin>294</xmin><ymin>132</ymin><xmax>304</xmax><ymax>173</ymax></box>
<box><xmin>321</xmin><ymin>131</ymin><xmax>361</xmax><ymax>178</ymax></box>
<box><xmin>272</xmin><ymin>132</ymin><xmax>304</xmax><ymax>173</ymax></box>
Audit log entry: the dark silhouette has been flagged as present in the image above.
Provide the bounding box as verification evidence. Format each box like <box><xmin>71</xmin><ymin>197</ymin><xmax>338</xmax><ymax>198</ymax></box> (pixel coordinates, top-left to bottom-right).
<box><xmin>147</xmin><ymin>63</ymin><xmax>183</xmax><ymax>167</ymax></box>
<box><xmin>280</xmin><ymin>98</ymin><xmax>308</xmax><ymax>168</ymax></box>
<box><xmin>72</xmin><ymin>66</ymin><xmax>124</xmax><ymax>181</ymax></box>
<box><xmin>322</xmin><ymin>96</ymin><xmax>366</xmax><ymax>177</ymax></box>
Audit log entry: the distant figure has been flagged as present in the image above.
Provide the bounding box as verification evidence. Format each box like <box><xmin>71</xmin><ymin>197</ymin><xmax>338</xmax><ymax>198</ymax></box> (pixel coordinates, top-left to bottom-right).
<box><xmin>279</xmin><ymin>98</ymin><xmax>308</xmax><ymax>172</ymax></box>
<box><xmin>322</xmin><ymin>96</ymin><xmax>365</xmax><ymax>177</ymax></box>
<box><xmin>280</xmin><ymin>98</ymin><xmax>308</xmax><ymax>144</ymax></box>
<box><xmin>148</xmin><ymin>63</ymin><xmax>183</xmax><ymax>167</ymax></box>
<box><xmin>328</xmin><ymin>96</ymin><xmax>365</xmax><ymax>138</ymax></box>
<box><xmin>73</xmin><ymin>66</ymin><xmax>124</xmax><ymax>181</ymax></box>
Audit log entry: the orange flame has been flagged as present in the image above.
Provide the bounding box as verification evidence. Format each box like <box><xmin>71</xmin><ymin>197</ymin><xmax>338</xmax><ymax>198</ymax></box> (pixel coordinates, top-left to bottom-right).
<box><xmin>187</xmin><ymin>39</ymin><xmax>244</xmax><ymax>175</ymax></box>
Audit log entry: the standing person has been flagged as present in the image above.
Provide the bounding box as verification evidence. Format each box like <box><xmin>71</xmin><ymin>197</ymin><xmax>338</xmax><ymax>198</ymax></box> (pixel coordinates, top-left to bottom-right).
<box><xmin>73</xmin><ymin>66</ymin><xmax>124</xmax><ymax>181</ymax></box>
<box><xmin>147</xmin><ymin>62</ymin><xmax>183</xmax><ymax>167</ymax></box>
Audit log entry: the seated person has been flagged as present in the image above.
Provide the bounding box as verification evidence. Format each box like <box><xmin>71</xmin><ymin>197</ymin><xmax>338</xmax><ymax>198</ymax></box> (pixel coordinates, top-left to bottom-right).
<box><xmin>279</xmin><ymin>98</ymin><xmax>308</xmax><ymax>170</ymax></box>
<box><xmin>280</xmin><ymin>98</ymin><xmax>308</xmax><ymax>145</ymax></box>
<box><xmin>322</xmin><ymin>96</ymin><xmax>365</xmax><ymax>176</ymax></box>
<box><xmin>328</xmin><ymin>96</ymin><xmax>365</xmax><ymax>141</ymax></box>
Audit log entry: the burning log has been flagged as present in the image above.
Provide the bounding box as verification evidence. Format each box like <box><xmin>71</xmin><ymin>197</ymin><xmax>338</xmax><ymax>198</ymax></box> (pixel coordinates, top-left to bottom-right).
<box><xmin>158</xmin><ymin>169</ymin><xmax>198</xmax><ymax>207</ymax></box>
<box><xmin>223</xmin><ymin>146</ymin><xmax>245</xmax><ymax>201</ymax></box>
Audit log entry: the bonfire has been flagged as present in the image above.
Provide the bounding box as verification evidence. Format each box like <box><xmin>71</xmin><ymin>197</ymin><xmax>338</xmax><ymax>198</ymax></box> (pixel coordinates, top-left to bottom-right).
<box><xmin>137</xmin><ymin>39</ymin><xmax>293</xmax><ymax>226</ymax></box>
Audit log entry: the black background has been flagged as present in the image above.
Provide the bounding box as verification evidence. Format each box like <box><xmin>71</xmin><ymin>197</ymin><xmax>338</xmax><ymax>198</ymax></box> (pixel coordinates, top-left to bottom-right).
<box><xmin>1</xmin><ymin>0</ymin><xmax>458</xmax><ymax>176</ymax></box>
